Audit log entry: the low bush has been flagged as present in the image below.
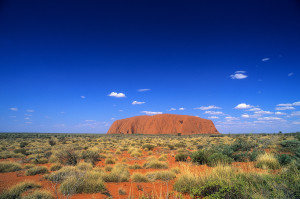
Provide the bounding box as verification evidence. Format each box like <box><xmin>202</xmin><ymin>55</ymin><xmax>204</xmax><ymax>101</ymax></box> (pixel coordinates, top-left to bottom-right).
<box><xmin>22</xmin><ymin>190</ymin><xmax>54</xmax><ymax>199</ymax></box>
<box><xmin>54</xmin><ymin>147</ymin><xmax>80</xmax><ymax>166</ymax></box>
<box><xmin>175</xmin><ymin>153</ymin><xmax>189</xmax><ymax>162</ymax></box>
<box><xmin>129</xmin><ymin>164</ymin><xmax>142</xmax><ymax>169</ymax></box>
<box><xmin>191</xmin><ymin>149</ymin><xmax>211</xmax><ymax>165</ymax></box>
<box><xmin>131</xmin><ymin>173</ymin><xmax>150</xmax><ymax>182</ymax></box>
<box><xmin>81</xmin><ymin>150</ymin><xmax>101</xmax><ymax>165</ymax></box>
<box><xmin>0</xmin><ymin>181</ymin><xmax>41</xmax><ymax>199</ymax></box>
<box><xmin>146</xmin><ymin>170</ymin><xmax>176</xmax><ymax>181</ymax></box>
<box><xmin>50</xmin><ymin>164</ymin><xmax>62</xmax><ymax>171</ymax></box>
<box><xmin>276</xmin><ymin>154</ymin><xmax>293</xmax><ymax>166</ymax></box>
<box><xmin>255</xmin><ymin>153</ymin><xmax>280</xmax><ymax>170</ymax></box>
<box><xmin>0</xmin><ymin>161</ymin><xmax>22</xmax><ymax>173</ymax></box>
<box><xmin>102</xmin><ymin>164</ymin><xmax>130</xmax><ymax>182</ymax></box>
<box><xmin>207</xmin><ymin>153</ymin><xmax>233</xmax><ymax>167</ymax></box>
<box><xmin>105</xmin><ymin>158</ymin><xmax>115</xmax><ymax>164</ymax></box>
<box><xmin>77</xmin><ymin>162</ymin><xmax>93</xmax><ymax>170</ymax></box>
<box><xmin>142</xmin><ymin>144</ymin><xmax>155</xmax><ymax>151</ymax></box>
<box><xmin>26</xmin><ymin>166</ymin><xmax>48</xmax><ymax>176</ymax></box>
<box><xmin>13</xmin><ymin>148</ymin><xmax>27</xmax><ymax>155</ymax></box>
<box><xmin>33</xmin><ymin>157</ymin><xmax>48</xmax><ymax>164</ymax></box>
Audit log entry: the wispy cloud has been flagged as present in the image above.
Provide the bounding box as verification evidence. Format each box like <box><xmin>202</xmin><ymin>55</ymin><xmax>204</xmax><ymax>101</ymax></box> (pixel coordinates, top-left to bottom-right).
<box><xmin>262</xmin><ymin>58</ymin><xmax>270</xmax><ymax>62</ymax></box>
<box><xmin>108</xmin><ymin>92</ymin><xmax>126</xmax><ymax>98</ymax></box>
<box><xmin>138</xmin><ymin>89</ymin><xmax>151</xmax><ymax>92</ymax></box>
<box><xmin>292</xmin><ymin>101</ymin><xmax>300</xmax><ymax>106</ymax></box>
<box><xmin>24</xmin><ymin>117</ymin><xmax>30</xmax><ymax>120</ymax></box>
<box><xmin>277</xmin><ymin>103</ymin><xmax>293</xmax><ymax>106</ymax></box>
<box><xmin>204</xmin><ymin>111</ymin><xmax>223</xmax><ymax>115</ymax></box>
<box><xmin>168</xmin><ymin>108</ymin><xmax>176</xmax><ymax>111</ymax></box>
<box><xmin>258</xmin><ymin>117</ymin><xmax>283</xmax><ymax>121</ymax></box>
<box><xmin>26</xmin><ymin>109</ymin><xmax>34</xmax><ymax>112</ymax></box>
<box><xmin>85</xmin><ymin>120</ymin><xmax>96</xmax><ymax>122</ymax></box>
<box><xmin>9</xmin><ymin>107</ymin><xmax>18</xmax><ymax>111</ymax></box>
<box><xmin>208</xmin><ymin>116</ymin><xmax>219</xmax><ymax>119</ymax></box>
<box><xmin>288</xmin><ymin>72</ymin><xmax>294</xmax><ymax>77</ymax></box>
<box><xmin>291</xmin><ymin>111</ymin><xmax>300</xmax><ymax>117</ymax></box>
<box><xmin>194</xmin><ymin>105</ymin><xmax>221</xmax><ymax>110</ymax></box>
<box><xmin>230</xmin><ymin>71</ymin><xmax>247</xmax><ymax>79</ymax></box>
<box><xmin>179</xmin><ymin>107</ymin><xmax>185</xmax><ymax>110</ymax></box>
<box><xmin>225</xmin><ymin>116</ymin><xmax>239</xmax><ymax>121</ymax></box>
<box><xmin>24</xmin><ymin>122</ymin><xmax>32</xmax><ymax>124</ymax></box>
<box><xmin>275</xmin><ymin>112</ymin><xmax>286</xmax><ymax>115</ymax></box>
<box><xmin>81</xmin><ymin>96</ymin><xmax>86</xmax><ymax>99</ymax></box>
<box><xmin>254</xmin><ymin>110</ymin><xmax>273</xmax><ymax>115</ymax></box>
<box><xmin>241</xmin><ymin>114</ymin><xmax>250</xmax><ymax>118</ymax></box>
<box><xmin>276</xmin><ymin>106</ymin><xmax>295</xmax><ymax>110</ymax></box>
<box><xmin>141</xmin><ymin>111</ymin><xmax>162</xmax><ymax>115</ymax></box>
<box><xmin>132</xmin><ymin>101</ymin><xmax>145</xmax><ymax>105</ymax></box>
<box><xmin>248</xmin><ymin>107</ymin><xmax>261</xmax><ymax>111</ymax></box>
<box><xmin>234</xmin><ymin>103</ymin><xmax>253</xmax><ymax>109</ymax></box>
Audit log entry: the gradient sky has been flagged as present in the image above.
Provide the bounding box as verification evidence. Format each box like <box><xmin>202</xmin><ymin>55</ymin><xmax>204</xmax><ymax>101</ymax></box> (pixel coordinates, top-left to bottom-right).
<box><xmin>0</xmin><ymin>0</ymin><xmax>300</xmax><ymax>134</ymax></box>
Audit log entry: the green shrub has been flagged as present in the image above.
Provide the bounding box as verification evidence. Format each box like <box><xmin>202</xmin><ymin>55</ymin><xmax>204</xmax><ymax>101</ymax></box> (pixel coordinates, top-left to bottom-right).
<box><xmin>281</xmin><ymin>140</ymin><xmax>300</xmax><ymax>148</ymax></box>
<box><xmin>26</xmin><ymin>166</ymin><xmax>48</xmax><ymax>176</ymax></box>
<box><xmin>50</xmin><ymin>164</ymin><xmax>62</xmax><ymax>171</ymax></box>
<box><xmin>33</xmin><ymin>157</ymin><xmax>48</xmax><ymax>164</ymax></box>
<box><xmin>175</xmin><ymin>153</ymin><xmax>189</xmax><ymax>162</ymax></box>
<box><xmin>131</xmin><ymin>173</ymin><xmax>150</xmax><ymax>182</ymax></box>
<box><xmin>276</xmin><ymin>154</ymin><xmax>293</xmax><ymax>166</ymax></box>
<box><xmin>20</xmin><ymin>142</ymin><xmax>28</xmax><ymax>148</ymax></box>
<box><xmin>142</xmin><ymin>144</ymin><xmax>155</xmax><ymax>151</ymax></box>
<box><xmin>0</xmin><ymin>161</ymin><xmax>22</xmax><ymax>173</ymax></box>
<box><xmin>24</xmin><ymin>164</ymin><xmax>35</xmax><ymax>169</ymax></box>
<box><xmin>207</xmin><ymin>153</ymin><xmax>233</xmax><ymax>167</ymax></box>
<box><xmin>250</xmin><ymin>150</ymin><xmax>263</xmax><ymax>161</ymax></box>
<box><xmin>13</xmin><ymin>148</ymin><xmax>27</xmax><ymax>155</ymax></box>
<box><xmin>77</xmin><ymin>162</ymin><xmax>93</xmax><ymax>170</ymax></box>
<box><xmin>255</xmin><ymin>153</ymin><xmax>280</xmax><ymax>170</ymax></box>
<box><xmin>0</xmin><ymin>181</ymin><xmax>41</xmax><ymax>199</ymax></box>
<box><xmin>191</xmin><ymin>150</ymin><xmax>211</xmax><ymax>165</ymax></box>
<box><xmin>22</xmin><ymin>190</ymin><xmax>54</xmax><ymax>199</ymax></box>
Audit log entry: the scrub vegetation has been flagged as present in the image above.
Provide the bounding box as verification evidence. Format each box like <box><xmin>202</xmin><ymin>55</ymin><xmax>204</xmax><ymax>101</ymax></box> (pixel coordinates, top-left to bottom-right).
<box><xmin>0</xmin><ymin>132</ymin><xmax>299</xmax><ymax>198</ymax></box>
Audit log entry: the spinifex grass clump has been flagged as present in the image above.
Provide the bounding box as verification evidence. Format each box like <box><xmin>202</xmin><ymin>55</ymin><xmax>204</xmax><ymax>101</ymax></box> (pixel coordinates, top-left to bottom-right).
<box><xmin>0</xmin><ymin>161</ymin><xmax>22</xmax><ymax>173</ymax></box>
<box><xmin>131</xmin><ymin>173</ymin><xmax>150</xmax><ymax>182</ymax></box>
<box><xmin>143</xmin><ymin>158</ymin><xmax>168</xmax><ymax>169</ymax></box>
<box><xmin>26</xmin><ymin>166</ymin><xmax>48</xmax><ymax>176</ymax></box>
<box><xmin>22</xmin><ymin>190</ymin><xmax>54</xmax><ymax>199</ymax></box>
<box><xmin>102</xmin><ymin>164</ymin><xmax>130</xmax><ymax>182</ymax></box>
<box><xmin>0</xmin><ymin>181</ymin><xmax>41</xmax><ymax>199</ymax></box>
<box><xmin>255</xmin><ymin>153</ymin><xmax>281</xmax><ymax>170</ymax></box>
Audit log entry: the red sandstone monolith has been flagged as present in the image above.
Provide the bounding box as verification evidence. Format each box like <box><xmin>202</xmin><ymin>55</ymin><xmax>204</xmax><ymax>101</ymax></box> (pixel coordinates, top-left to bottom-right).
<box><xmin>107</xmin><ymin>114</ymin><xmax>220</xmax><ymax>135</ymax></box>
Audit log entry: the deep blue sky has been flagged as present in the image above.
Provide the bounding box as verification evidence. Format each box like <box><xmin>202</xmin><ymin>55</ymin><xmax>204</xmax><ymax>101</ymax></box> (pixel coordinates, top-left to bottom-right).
<box><xmin>0</xmin><ymin>0</ymin><xmax>300</xmax><ymax>133</ymax></box>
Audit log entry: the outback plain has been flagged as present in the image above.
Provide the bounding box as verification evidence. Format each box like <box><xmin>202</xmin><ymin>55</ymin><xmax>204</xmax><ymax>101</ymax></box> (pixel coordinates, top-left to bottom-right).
<box><xmin>0</xmin><ymin>132</ymin><xmax>299</xmax><ymax>199</ymax></box>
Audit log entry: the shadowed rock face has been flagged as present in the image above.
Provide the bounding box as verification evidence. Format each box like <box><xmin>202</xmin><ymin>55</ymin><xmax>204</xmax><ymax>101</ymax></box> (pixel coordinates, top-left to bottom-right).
<box><xmin>107</xmin><ymin>114</ymin><xmax>220</xmax><ymax>135</ymax></box>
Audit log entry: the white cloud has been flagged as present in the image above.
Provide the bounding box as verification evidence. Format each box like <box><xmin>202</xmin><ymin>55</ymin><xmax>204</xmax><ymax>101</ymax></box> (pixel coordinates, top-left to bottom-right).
<box><xmin>81</xmin><ymin>96</ymin><xmax>86</xmax><ymax>99</ymax></box>
<box><xmin>179</xmin><ymin>108</ymin><xmax>185</xmax><ymax>110</ymax></box>
<box><xmin>108</xmin><ymin>92</ymin><xmax>126</xmax><ymax>98</ymax></box>
<box><xmin>169</xmin><ymin>108</ymin><xmax>176</xmax><ymax>111</ymax></box>
<box><xmin>288</xmin><ymin>72</ymin><xmax>294</xmax><ymax>77</ymax></box>
<box><xmin>194</xmin><ymin>105</ymin><xmax>221</xmax><ymax>110</ymax></box>
<box><xmin>291</xmin><ymin>111</ymin><xmax>300</xmax><ymax>117</ymax></box>
<box><xmin>24</xmin><ymin>117</ymin><xmax>30</xmax><ymax>120</ymax></box>
<box><xmin>141</xmin><ymin>111</ymin><xmax>163</xmax><ymax>115</ymax></box>
<box><xmin>111</xmin><ymin>118</ymin><xmax>115</xmax><ymax>120</ymax></box>
<box><xmin>204</xmin><ymin>111</ymin><xmax>223</xmax><ymax>115</ymax></box>
<box><xmin>9</xmin><ymin>107</ymin><xmax>18</xmax><ymax>111</ymax></box>
<box><xmin>234</xmin><ymin>103</ymin><xmax>253</xmax><ymax>109</ymax></box>
<box><xmin>275</xmin><ymin>112</ymin><xmax>286</xmax><ymax>115</ymax></box>
<box><xmin>208</xmin><ymin>116</ymin><xmax>219</xmax><ymax>119</ymax></box>
<box><xmin>258</xmin><ymin>117</ymin><xmax>282</xmax><ymax>121</ymax></box>
<box><xmin>292</xmin><ymin>101</ymin><xmax>300</xmax><ymax>106</ymax></box>
<box><xmin>248</xmin><ymin>107</ymin><xmax>261</xmax><ymax>111</ymax></box>
<box><xmin>275</xmin><ymin>106</ymin><xmax>295</xmax><ymax>110</ymax></box>
<box><xmin>225</xmin><ymin>116</ymin><xmax>239</xmax><ymax>121</ymax></box>
<box><xmin>277</xmin><ymin>103</ymin><xmax>293</xmax><ymax>106</ymax></box>
<box><xmin>254</xmin><ymin>110</ymin><xmax>273</xmax><ymax>115</ymax></box>
<box><xmin>292</xmin><ymin>121</ymin><xmax>300</xmax><ymax>125</ymax></box>
<box><xmin>85</xmin><ymin>120</ymin><xmax>95</xmax><ymax>122</ymax></box>
<box><xmin>118</xmin><ymin>110</ymin><xmax>123</xmax><ymax>112</ymax></box>
<box><xmin>132</xmin><ymin>101</ymin><xmax>145</xmax><ymax>105</ymax></box>
<box><xmin>241</xmin><ymin>114</ymin><xmax>250</xmax><ymax>118</ymax></box>
<box><xmin>27</xmin><ymin>109</ymin><xmax>34</xmax><ymax>112</ymax></box>
<box><xmin>262</xmin><ymin>58</ymin><xmax>270</xmax><ymax>62</ymax></box>
<box><xmin>230</xmin><ymin>71</ymin><xmax>248</xmax><ymax>79</ymax></box>
<box><xmin>60</xmin><ymin>112</ymin><xmax>65</xmax><ymax>114</ymax></box>
<box><xmin>138</xmin><ymin>89</ymin><xmax>151</xmax><ymax>92</ymax></box>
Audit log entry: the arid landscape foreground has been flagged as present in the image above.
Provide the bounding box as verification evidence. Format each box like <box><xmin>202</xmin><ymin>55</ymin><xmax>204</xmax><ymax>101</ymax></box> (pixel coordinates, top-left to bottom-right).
<box><xmin>0</xmin><ymin>133</ymin><xmax>299</xmax><ymax>199</ymax></box>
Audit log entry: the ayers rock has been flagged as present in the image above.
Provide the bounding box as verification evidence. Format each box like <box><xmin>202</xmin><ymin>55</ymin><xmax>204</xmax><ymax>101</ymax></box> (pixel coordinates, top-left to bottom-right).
<box><xmin>107</xmin><ymin>114</ymin><xmax>220</xmax><ymax>135</ymax></box>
